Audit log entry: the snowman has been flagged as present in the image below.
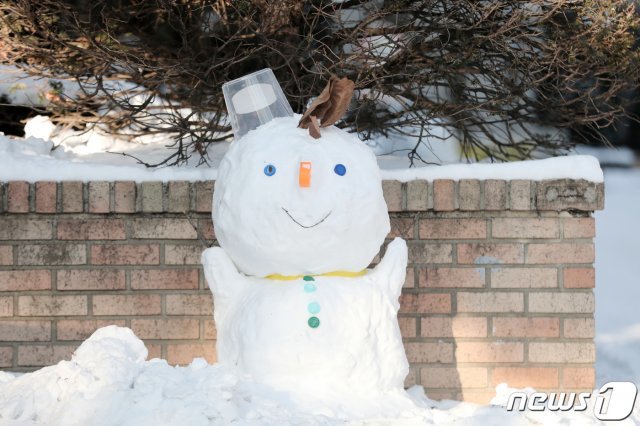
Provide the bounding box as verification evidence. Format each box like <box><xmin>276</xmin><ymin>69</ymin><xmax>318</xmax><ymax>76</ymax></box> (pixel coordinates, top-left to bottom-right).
<box><xmin>202</xmin><ymin>70</ymin><xmax>415</xmax><ymax>415</ymax></box>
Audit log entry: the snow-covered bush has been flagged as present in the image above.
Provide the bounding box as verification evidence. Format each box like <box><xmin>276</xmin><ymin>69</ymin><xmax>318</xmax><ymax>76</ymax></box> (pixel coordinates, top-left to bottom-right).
<box><xmin>0</xmin><ymin>0</ymin><xmax>638</xmax><ymax>165</ymax></box>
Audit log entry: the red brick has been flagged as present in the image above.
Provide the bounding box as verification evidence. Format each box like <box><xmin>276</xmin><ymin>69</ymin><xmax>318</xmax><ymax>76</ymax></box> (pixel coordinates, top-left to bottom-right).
<box><xmin>203</xmin><ymin>319</ymin><xmax>217</xmax><ymax>339</ymax></box>
<box><xmin>458</xmin><ymin>243</ymin><xmax>524</xmax><ymax>264</ymax></box>
<box><xmin>17</xmin><ymin>244</ymin><xmax>86</xmax><ymax>265</ymax></box>
<box><xmin>131</xmin><ymin>318</ymin><xmax>199</xmax><ymax>339</ymax></box>
<box><xmin>421</xmin><ymin>317</ymin><xmax>487</xmax><ymax>338</ymax></box>
<box><xmin>131</xmin><ymin>269</ymin><xmax>199</xmax><ymax>290</ymax></box>
<box><xmin>492</xmin><ymin>218</ymin><xmax>560</xmax><ymax>239</ymax></box>
<box><xmin>528</xmin><ymin>342</ymin><xmax>595</xmax><ymax>363</ymax></box>
<box><xmin>433</xmin><ymin>180</ymin><xmax>455</xmax><ymax>211</ymax></box>
<box><xmin>528</xmin><ymin>292</ymin><xmax>594</xmax><ymax>313</ymax></box>
<box><xmin>146</xmin><ymin>343</ymin><xmax>162</xmax><ymax>360</ymax></box>
<box><xmin>456</xmin><ymin>342</ymin><xmax>524</xmax><ymax>363</ymax></box>
<box><xmin>7</xmin><ymin>181</ymin><xmax>29</xmax><ymax>213</ymax></box>
<box><xmin>0</xmin><ymin>218</ymin><xmax>53</xmax><ymax>240</ymax></box>
<box><xmin>198</xmin><ymin>220</ymin><xmax>215</xmax><ymax>240</ymax></box>
<box><xmin>0</xmin><ymin>270</ymin><xmax>51</xmax><ymax>291</ymax></box>
<box><xmin>419</xmin><ymin>219</ymin><xmax>486</xmax><ymax>239</ymax></box>
<box><xmin>563</xmin><ymin>367</ymin><xmax>595</xmax><ymax>388</ymax></box>
<box><xmin>57</xmin><ymin>219</ymin><xmax>126</xmax><ymax>240</ymax></box>
<box><xmin>492</xmin><ymin>317</ymin><xmax>560</xmax><ymax>338</ymax></box>
<box><xmin>404</xmin><ymin>342</ymin><xmax>454</xmax><ymax>363</ymax></box>
<box><xmin>398</xmin><ymin>317</ymin><xmax>417</xmax><ymax>338</ymax></box>
<box><xmin>93</xmin><ymin>295</ymin><xmax>161</xmax><ymax>316</ymax></box>
<box><xmin>0</xmin><ymin>320</ymin><xmax>51</xmax><ymax>341</ymax></box>
<box><xmin>91</xmin><ymin>244</ymin><xmax>159</xmax><ymax>265</ymax></box>
<box><xmin>114</xmin><ymin>181</ymin><xmax>136</xmax><ymax>213</ymax></box>
<box><xmin>194</xmin><ymin>181</ymin><xmax>213</xmax><ymax>213</ymax></box>
<box><xmin>405</xmin><ymin>367</ymin><xmax>418</xmax><ymax>388</ymax></box>
<box><xmin>422</xmin><ymin>367</ymin><xmax>488</xmax><ymax>389</ymax></box>
<box><xmin>563</xmin><ymin>318</ymin><xmax>595</xmax><ymax>338</ymax></box>
<box><xmin>0</xmin><ymin>297</ymin><xmax>12</xmax><ymax>316</ymax></box>
<box><xmin>165</xmin><ymin>244</ymin><xmax>203</xmax><ymax>265</ymax></box>
<box><xmin>35</xmin><ymin>182</ymin><xmax>57</xmax><ymax>213</ymax></box>
<box><xmin>419</xmin><ymin>268</ymin><xmax>485</xmax><ymax>288</ymax></box>
<box><xmin>484</xmin><ymin>180</ymin><xmax>507</xmax><ymax>210</ymax></box>
<box><xmin>166</xmin><ymin>294</ymin><xmax>213</xmax><ymax>315</ymax></box>
<box><xmin>400</xmin><ymin>293</ymin><xmax>451</xmax><ymax>314</ymax></box>
<box><xmin>382</xmin><ymin>181</ymin><xmax>403</xmax><ymax>212</ymax></box>
<box><xmin>458</xmin><ymin>180</ymin><xmax>481</xmax><ymax>211</ymax></box>
<box><xmin>526</xmin><ymin>243</ymin><xmax>594</xmax><ymax>264</ymax></box>
<box><xmin>17</xmin><ymin>344</ymin><xmax>75</xmax><ymax>366</ymax></box>
<box><xmin>492</xmin><ymin>367</ymin><xmax>559</xmax><ymax>388</ymax></box>
<box><xmin>563</xmin><ymin>268</ymin><xmax>594</xmax><ymax>289</ymax></box>
<box><xmin>57</xmin><ymin>269</ymin><xmax>125</xmax><ymax>291</ymax></box>
<box><xmin>131</xmin><ymin>218</ymin><xmax>197</xmax><ymax>239</ymax></box>
<box><xmin>0</xmin><ymin>246</ymin><xmax>12</xmax><ymax>265</ymax></box>
<box><xmin>18</xmin><ymin>295</ymin><xmax>87</xmax><ymax>316</ymax></box>
<box><xmin>0</xmin><ymin>347</ymin><xmax>12</xmax><ymax>367</ymax></box>
<box><xmin>56</xmin><ymin>319</ymin><xmax>127</xmax><ymax>340</ymax></box>
<box><xmin>61</xmin><ymin>182</ymin><xmax>84</xmax><ymax>213</ymax></box>
<box><xmin>563</xmin><ymin>218</ymin><xmax>595</xmax><ymax>239</ymax></box>
<box><xmin>403</xmin><ymin>267</ymin><xmax>415</xmax><ymax>289</ymax></box>
<box><xmin>509</xmin><ymin>180</ymin><xmax>532</xmax><ymax>211</ymax></box>
<box><xmin>491</xmin><ymin>268</ymin><xmax>557</xmax><ymax>288</ymax></box>
<box><xmin>406</xmin><ymin>181</ymin><xmax>428</xmax><ymax>211</ymax></box>
<box><xmin>457</xmin><ymin>292</ymin><xmax>524</xmax><ymax>313</ymax></box>
<box><xmin>460</xmin><ymin>392</ymin><xmax>497</xmax><ymax>405</ymax></box>
<box><xmin>88</xmin><ymin>182</ymin><xmax>110</xmax><ymax>213</ymax></box>
<box><xmin>167</xmin><ymin>181</ymin><xmax>190</xmax><ymax>213</ymax></box>
<box><xmin>167</xmin><ymin>343</ymin><xmax>216</xmax><ymax>365</ymax></box>
<box><xmin>389</xmin><ymin>217</ymin><xmax>415</xmax><ymax>239</ymax></box>
<box><xmin>140</xmin><ymin>182</ymin><xmax>163</xmax><ymax>213</ymax></box>
<box><xmin>409</xmin><ymin>243</ymin><xmax>453</xmax><ymax>264</ymax></box>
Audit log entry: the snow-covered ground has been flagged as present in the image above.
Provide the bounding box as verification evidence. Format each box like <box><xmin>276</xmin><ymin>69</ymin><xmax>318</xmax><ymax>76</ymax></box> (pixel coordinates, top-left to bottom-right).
<box><xmin>0</xmin><ymin>326</ymin><xmax>629</xmax><ymax>425</ymax></box>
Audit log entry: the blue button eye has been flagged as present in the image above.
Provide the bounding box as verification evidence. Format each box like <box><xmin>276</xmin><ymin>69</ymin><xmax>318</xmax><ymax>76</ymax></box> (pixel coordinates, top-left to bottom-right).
<box><xmin>264</xmin><ymin>164</ymin><xmax>276</xmax><ymax>176</ymax></box>
<box><xmin>334</xmin><ymin>164</ymin><xmax>346</xmax><ymax>176</ymax></box>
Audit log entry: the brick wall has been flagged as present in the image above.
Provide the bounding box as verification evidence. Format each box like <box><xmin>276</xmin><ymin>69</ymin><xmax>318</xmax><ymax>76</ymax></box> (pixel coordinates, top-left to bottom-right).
<box><xmin>0</xmin><ymin>178</ymin><xmax>604</xmax><ymax>403</ymax></box>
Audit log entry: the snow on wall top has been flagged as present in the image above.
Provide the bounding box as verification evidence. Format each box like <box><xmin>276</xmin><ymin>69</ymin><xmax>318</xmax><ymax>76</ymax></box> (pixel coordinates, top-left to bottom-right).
<box><xmin>0</xmin><ymin>130</ymin><xmax>603</xmax><ymax>183</ymax></box>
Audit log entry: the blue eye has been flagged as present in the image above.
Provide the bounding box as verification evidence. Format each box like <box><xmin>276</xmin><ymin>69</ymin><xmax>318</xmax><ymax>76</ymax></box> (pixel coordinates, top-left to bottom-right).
<box><xmin>264</xmin><ymin>164</ymin><xmax>276</xmax><ymax>176</ymax></box>
<box><xmin>334</xmin><ymin>164</ymin><xmax>346</xmax><ymax>176</ymax></box>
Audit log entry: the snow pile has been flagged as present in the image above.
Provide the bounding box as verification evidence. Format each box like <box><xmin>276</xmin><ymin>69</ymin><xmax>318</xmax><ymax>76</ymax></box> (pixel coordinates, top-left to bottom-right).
<box><xmin>0</xmin><ymin>326</ymin><xmax>624</xmax><ymax>425</ymax></box>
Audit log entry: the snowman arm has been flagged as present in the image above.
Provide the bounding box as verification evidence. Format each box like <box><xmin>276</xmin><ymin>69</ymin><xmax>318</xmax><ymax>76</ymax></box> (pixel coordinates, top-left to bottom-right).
<box><xmin>201</xmin><ymin>246</ymin><xmax>246</xmax><ymax>301</ymax></box>
<box><xmin>370</xmin><ymin>237</ymin><xmax>408</xmax><ymax>300</ymax></box>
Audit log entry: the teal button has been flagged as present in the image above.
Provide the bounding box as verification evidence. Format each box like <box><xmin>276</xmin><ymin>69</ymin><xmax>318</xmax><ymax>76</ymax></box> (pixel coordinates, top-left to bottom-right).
<box><xmin>303</xmin><ymin>276</ymin><xmax>315</xmax><ymax>281</ymax></box>
<box><xmin>303</xmin><ymin>282</ymin><xmax>317</xmax><ymax>293</ymax></box>
<box><xmin>307</xmin><ymin>301</ymin><xmax>321</xmax><ymax>314</ymax></box>
<box><xmin>308</xmin><ymin>316</ymin><xmax>320</xmax><ymax>328</ymax></box>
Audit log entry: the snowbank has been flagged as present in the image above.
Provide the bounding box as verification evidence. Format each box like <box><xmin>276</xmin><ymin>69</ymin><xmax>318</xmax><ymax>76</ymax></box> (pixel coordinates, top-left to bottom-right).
<box><xmin>0</xmin><ymin>326</ymin><xmax>629</xmax><ymax>425</ymax></box>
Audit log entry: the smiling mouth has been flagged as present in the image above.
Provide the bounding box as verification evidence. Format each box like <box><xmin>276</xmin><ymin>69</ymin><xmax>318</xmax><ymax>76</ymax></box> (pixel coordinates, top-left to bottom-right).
<box><xmin>282</xmin><ymin>208</ymin><xmax>332</xmax><ymax>229</ymax></box>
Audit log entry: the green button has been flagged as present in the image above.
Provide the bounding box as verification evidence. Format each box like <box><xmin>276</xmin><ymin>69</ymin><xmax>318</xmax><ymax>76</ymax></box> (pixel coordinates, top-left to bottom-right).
<box><xmin>308</xmin><ymin>316</ymin><xmax>320</xmax><ymax>328</ymax></box>
<box><xmin>303</xmin><ymin>276</ymin><xmax>315</xmax><ymax>281</ymax></box>
<box><xmin>308</xmin><ymin>302</ymin><xmax>321</xmax><ymax>314</ymax></box>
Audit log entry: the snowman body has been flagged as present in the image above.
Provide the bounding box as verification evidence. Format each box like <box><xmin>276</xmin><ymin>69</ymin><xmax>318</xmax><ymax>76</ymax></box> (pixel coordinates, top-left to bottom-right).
<box><xmin>202</xmin><ymin>116</ymin><xmax>412</xmax><ymax>413</ymax></box>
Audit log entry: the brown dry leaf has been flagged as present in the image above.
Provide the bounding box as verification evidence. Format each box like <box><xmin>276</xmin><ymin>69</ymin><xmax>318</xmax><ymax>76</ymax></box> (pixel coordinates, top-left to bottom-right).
<box><xmin>298</xmin><ymin>76</ymin><xmax>355</xmax><ymax>138</ymax></box>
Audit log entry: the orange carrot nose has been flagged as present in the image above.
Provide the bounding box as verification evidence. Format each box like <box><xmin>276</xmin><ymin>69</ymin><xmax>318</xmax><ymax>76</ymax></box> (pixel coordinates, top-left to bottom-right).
<box><xmin>299</xmin><ymin>162</ymin><xmax>311</xmax><ymax>188</ymax></box>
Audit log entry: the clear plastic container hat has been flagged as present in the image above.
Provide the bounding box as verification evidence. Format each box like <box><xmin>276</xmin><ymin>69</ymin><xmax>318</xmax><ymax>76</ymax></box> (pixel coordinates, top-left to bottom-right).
<box><xmin>222</xmin><ymin>68</ymin><xmax>294</xmax><ymax>140</ymax></box>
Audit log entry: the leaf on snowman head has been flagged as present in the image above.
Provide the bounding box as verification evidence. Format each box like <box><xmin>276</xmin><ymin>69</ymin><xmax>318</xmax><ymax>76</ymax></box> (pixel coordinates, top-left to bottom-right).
<box><xmin>298</xmin><ymin>76</ymin><xmax>355</xmax><ymax>139</ymax></box>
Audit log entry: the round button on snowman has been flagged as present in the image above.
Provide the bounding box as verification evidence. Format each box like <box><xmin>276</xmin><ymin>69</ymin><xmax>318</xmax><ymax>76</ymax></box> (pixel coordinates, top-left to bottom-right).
<box><xmin>202</xmin><ymin>69</ymin><xmax>414</xmax><ymax>415</ymax></box>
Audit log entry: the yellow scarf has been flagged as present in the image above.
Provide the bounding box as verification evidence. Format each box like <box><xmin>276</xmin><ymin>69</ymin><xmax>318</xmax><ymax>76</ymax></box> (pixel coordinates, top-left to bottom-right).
<box><xmin>265</xmin><ymin>270</ymin><xmax>367</xmax><ymax>281</ymax></box>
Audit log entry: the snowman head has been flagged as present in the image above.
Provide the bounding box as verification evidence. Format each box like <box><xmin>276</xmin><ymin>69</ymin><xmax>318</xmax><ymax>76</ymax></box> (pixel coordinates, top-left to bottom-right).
<box><xmin>214</xmin><ymin>71</ymin><xmax>390</xmax><ymax>277</ymax></box>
